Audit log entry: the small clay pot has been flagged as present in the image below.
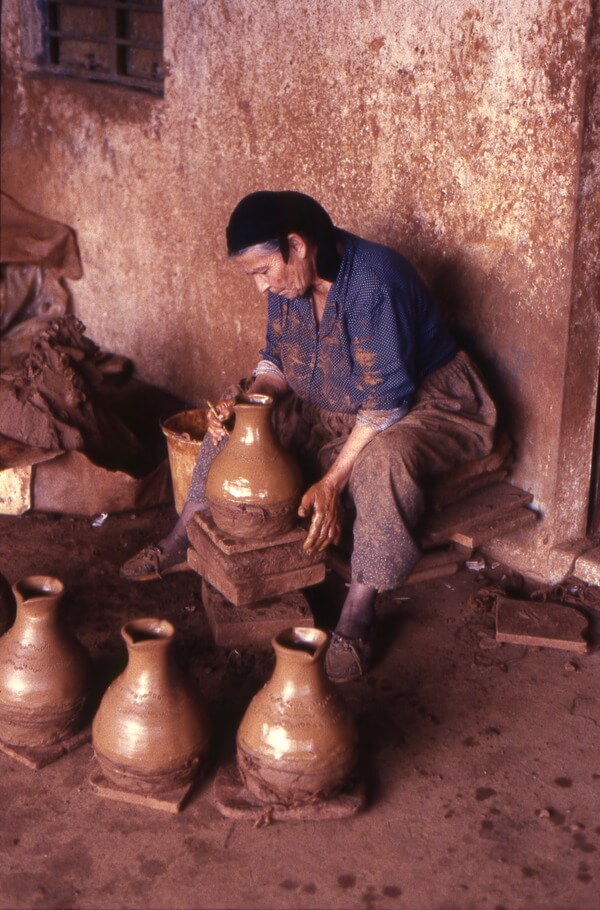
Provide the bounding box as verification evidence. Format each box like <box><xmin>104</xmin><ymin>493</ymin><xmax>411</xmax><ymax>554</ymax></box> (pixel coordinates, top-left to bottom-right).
<box><xmin>206</xmin><ymin>394</ymin><xmax>303</xmax><ymax>539</ymax></box>
<box><xmin>0</xmin><ymin>576</ymin><xmax>90</xmax><ymax>747</ymax></box>
<box><xmin>92</xmin><ymin>618</ymin><xmax>211</xmax><ymax>794</ymax></box>
<box><xmin>236</xmin><ymin>626</ymin><xmax>358</xmax><ymax>805</ymax></box>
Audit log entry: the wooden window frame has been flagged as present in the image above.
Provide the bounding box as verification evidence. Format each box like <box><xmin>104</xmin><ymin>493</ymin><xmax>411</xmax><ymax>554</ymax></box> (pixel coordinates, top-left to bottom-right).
<box><xmin>39</xmin><ymin>0</ymin><xmax>164</xmax><ymax>95</ymax></box>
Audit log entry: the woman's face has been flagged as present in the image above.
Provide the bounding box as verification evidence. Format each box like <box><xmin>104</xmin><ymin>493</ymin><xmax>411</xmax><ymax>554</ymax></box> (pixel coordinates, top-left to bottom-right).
<box><xmin>233</xmin><ymin>235</ymin><xmax>316</xmax><ymax>299</ymax></box>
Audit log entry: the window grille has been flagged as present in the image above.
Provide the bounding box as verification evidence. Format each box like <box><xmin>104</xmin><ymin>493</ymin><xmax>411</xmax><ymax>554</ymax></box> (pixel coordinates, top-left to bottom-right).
<box><xmin>42</xmin><ymin>0</ymin><xmax>164</xmax><ymax>94</ymax></box>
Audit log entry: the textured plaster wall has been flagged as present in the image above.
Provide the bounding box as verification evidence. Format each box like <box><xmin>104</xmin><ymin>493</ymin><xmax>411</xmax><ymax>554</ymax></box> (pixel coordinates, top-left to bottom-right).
<box><xmin>1</xmin><ymin>0</ymin><xmax>598</xmax><ymax>579</ymax></box>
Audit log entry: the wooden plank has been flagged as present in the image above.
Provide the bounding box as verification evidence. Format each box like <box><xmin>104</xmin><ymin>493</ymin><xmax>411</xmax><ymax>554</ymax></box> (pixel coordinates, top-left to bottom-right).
<box><xmin>188</xmin><ymin>547</ymin><xmax>325</xmax><ymax>606</ymax></box>
<box><xmin>420</xmin><ymin>481</ymin><xmax>533</xmax><ymax>548</ymax></box>
<box><xmin>430</xmin><ymin>467</ymin><xmax>509</xmax><ymax>512</ymax></box>
<box><xmin>428</xmin><ymin>433</ymin><xmax>512</xmax><ymax>511</ymax></box>
<box><xmin>449</xmin><ymin>507</ymin><xmax>537</xmax><ymax>549</ymax></box>
<box><xmin>326</xmin><ymin>544</ymin><xmax>472</xmax><ymax>586</ymax></box>
<box><xmin>187</xmin><ymin>516</ymin><xmax>321</xmax><ymax>581</ymax></box>
<box><xmin>200</xmin><ymin>580</ymin><xmax>312</xmax><ymax>648</ymax></box>
<box><xmin>0</xmin><ymin>727</ymin><xmax>91</xmax><ymax>770</ymax></box>
<box><xmin>190</xmin><ymin>508</ymin><xmax>306</xmax><ymax>555</ymax></box>
<box><xmin>495</xmin><ymin>597</ymin><xmax>589</xmax><ymax>653</ymax></box>
<box><xmin>89</xmin><ymin>766</ymin><xmax>194</xmax><ymax>814</ymax></box>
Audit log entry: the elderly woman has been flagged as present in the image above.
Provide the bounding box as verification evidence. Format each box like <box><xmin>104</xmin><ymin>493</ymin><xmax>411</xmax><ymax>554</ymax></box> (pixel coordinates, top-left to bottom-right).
<box><xmin>122</xmin><ymin>191</ymin><xmax>496</xmax><ymax>682</ymax></box>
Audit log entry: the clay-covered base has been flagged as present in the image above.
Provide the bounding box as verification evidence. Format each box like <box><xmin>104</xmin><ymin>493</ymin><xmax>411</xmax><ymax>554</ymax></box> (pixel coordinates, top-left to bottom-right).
<box><xmin>89</xmin><ymin>763</ymin><xmax>196</xmax><ymax>814</ymax></box>
<box><xmin>0</xmin><ymin>725</ymin><xmax>91</xmax><ymax>770</ymax></box>
<box><xmin>207</xmin><ymin>498</ymin><xmax>298</xmax><ymax>540</ymax></box>
<box><xmin>93</xmin><ymin>750</ymin><xmax>203</xmax><ymax>796</ymax></box>
<box><xmin>213</xmin><ymin>762</ymin><xmax>366</xmax><ymax>823</ymax></box>
<box><xmin>237</xmin><ymin>742</ymin><xmax>357</xmax><ymax>807</ymax></box>
<box><xmin>0</xmin><ymin>697</ymin><xmax>87</xmax><ymax>749</ymax></box>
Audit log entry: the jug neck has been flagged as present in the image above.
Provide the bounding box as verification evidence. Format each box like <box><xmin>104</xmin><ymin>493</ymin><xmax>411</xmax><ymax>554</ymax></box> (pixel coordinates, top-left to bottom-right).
<box><xmin>121</xmin><ymin>618</ymin><xmax>176</xmax><ymax>687</ymax></box>
<box><xmin>233</xmin><ymin>396</ymin><xmax>275</xmax><ymax>446</ymax></box>
<box><xmin>12</xmin><ymin>576</ymin><xmax>64</xmax><ymax>629</ymax></box>
<box><xmin>270</xmin><ymin>627</ymin><xmax>331</xmax><ymax>700</ymax></box>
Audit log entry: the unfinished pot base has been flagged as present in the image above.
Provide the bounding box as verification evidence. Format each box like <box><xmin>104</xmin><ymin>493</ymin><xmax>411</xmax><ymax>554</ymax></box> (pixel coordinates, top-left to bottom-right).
<box><xmin>0</xmin><ymin>725</ymin><xmax>91</xmax><ymax>770</ymax></box>
<box><xmin>89</xmin><ymin>763</ymin><xmax>196</xmax><ymax>814</ymax></box>
<box><xmin>213</xmin><ymin>762</ymin><xmax>366</xmax><ymax>823</ymax></box>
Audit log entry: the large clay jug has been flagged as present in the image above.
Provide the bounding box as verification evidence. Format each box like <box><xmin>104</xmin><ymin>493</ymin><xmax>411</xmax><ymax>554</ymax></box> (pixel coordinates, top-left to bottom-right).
<box><xmin>92</xmin><ymin>617</ymin><xmax>211</xmax><ymax>793</ymax></box>
<box><xmin>236</xmin><ymin>626</ymin><xmax>358</xmax><ymax>804</ymax></box>
<box><xmin>0</xmin><ymin>576</ymin><xmax>90</xmax><ymax>747</ymax></box>
<box><xmin>205</xmin><ymin>393</ymin><xmax>303</xmax><ymax>539</ymax></box>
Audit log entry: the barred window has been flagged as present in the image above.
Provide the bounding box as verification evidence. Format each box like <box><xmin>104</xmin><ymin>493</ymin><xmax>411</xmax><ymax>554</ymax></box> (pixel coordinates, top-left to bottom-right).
<box><xmin>40</xmin><ymin>0</ymin><xmax>164</xmax><ymax>95</ymax></box>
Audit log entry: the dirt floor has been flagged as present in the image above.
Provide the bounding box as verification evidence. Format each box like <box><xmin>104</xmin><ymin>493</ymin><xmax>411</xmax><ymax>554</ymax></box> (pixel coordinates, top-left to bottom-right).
<box><xmin>0</xmin><ymin>505</ymin><xmax>599</xmax><ymax>910</ymax></box>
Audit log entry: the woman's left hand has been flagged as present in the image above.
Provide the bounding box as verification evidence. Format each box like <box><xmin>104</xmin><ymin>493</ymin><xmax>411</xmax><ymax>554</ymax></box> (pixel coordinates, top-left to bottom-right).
<box><xmin>298</xmin><ymin>479</ymin><xmax>343</xmax><ymax>552</ymax></box>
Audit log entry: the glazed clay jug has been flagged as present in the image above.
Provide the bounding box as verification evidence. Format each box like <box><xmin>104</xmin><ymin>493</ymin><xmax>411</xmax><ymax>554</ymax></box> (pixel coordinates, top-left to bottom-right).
<box><xmin>0</xmin><ymin>576</ymin><xmax>90</xmax><ymax>747</ymax></box>
<box><xmin>206</xmin><ymin>394</ymin><xmax>303</xmax><ymax>539</ymax></box>
<box><xmin>236</xmin><ymin>626</ymin><xmax>358</xmax><ymax>805</ymax></box>
<box><xmin>92</xmin><ymin>618</ymin><xmax>210</xmax><ymax>793</ymax></box>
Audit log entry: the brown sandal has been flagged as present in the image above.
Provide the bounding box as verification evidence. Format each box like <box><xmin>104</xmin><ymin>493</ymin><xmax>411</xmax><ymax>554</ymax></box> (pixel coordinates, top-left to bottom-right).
<box><xmin>120</xmin><ymin>544</ymin><xmax>189</xmax><ymax>582</ymax></box>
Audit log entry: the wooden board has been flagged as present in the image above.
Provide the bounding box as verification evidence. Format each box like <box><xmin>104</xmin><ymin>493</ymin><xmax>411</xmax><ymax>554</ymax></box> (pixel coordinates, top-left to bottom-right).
<box><xmin>188</xmin><ymin>547</ymin><xmax>325</xmax><ymax>606</ymax></box>
<box><xmin>89</xmin><ymin>765</ymin><xmax>195</xmax><ymax>814</ymax></box>
<box><xmin>0</xmin><ymin>726</ymin><xmax>91</xmax><ymax>770</ymax></box>
<box><xmin>189</xmin><ymin>508</ymin><xmax>307</xmax><ymax>555</ymax></box>
<box><xmin>449</xmin><ymin>506</ymin><xmax>537</xmax><ymax>548</ymax></box>
<box><xmin>421</xmin><ymin>481</ymin><xmax>534</xmax><ymax>548</ymax></box>
<box><xmin>200</xmin><ymin>579</ymin><xmax>313</xmax><ymax>648</ymax></box>
<box><xmin>429</xmin><ymin>433</ymin><xmax>513</xmax><ymax>511</ymax></box>
<box><xmin>326</xmin><ymin>544</ymin><xmax>472</xmax><ymax>586</ymax></box>
<box><xmin>495</xmin><ymin>597</ymin><xmax>589</xmax><ymax>653</ymax></box>
<box><xmin>212</xmin><ymin>762</ymin><xmax>366</xmax><ymax>823</ymax></box>
<box><xmin>187</xmin><ymin>516</ymin><xmax>322</xmax><ymax>581</ymax></box>
<box><xmin>430</xmin><ymin>468</ymin><xmax>509</xmax><ymax>512</ymax></box>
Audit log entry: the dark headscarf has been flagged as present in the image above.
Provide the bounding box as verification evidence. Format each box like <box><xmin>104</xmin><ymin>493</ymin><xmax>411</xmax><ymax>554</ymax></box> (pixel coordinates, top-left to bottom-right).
<box><xmin>226</xmin><ymin>191</ymin><xmax>341</xmax><ymax>282</ymax></box>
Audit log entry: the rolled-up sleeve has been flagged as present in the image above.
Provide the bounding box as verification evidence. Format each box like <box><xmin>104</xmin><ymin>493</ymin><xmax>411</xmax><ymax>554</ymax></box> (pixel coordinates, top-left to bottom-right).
<box><xmin>355</xmin><ymin>406</ymin><xmax>408</xmax><ymax>432</ymax></box>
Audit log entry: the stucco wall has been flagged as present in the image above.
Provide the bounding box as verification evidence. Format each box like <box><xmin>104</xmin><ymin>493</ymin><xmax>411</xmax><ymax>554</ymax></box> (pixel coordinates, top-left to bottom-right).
<box><xmin>2</xmin><ymin>0</ymin><xmax>598</xmax><ymax>579</ymax></box>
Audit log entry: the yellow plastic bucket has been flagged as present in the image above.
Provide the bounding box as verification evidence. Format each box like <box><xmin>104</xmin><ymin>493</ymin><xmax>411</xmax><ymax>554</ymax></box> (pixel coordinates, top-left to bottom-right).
<box><xmin>161</xmin><ymin>408</ymin><xmax>208</xmax><ymax>514</ymax></box>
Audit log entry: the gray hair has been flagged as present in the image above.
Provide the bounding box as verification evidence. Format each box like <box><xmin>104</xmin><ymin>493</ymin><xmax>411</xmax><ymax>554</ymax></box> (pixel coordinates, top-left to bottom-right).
<box><xmin>228</xmin><ymin>239</ymin><xmax>281</xmax><ymax>259</ymax></box>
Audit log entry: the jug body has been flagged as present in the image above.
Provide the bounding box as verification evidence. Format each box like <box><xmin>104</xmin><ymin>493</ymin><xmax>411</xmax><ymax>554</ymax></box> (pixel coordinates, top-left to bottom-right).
<box><xmin>237</xmin><ymin>626</ymin><xmax>358</xmax><ymax>804</ymax></box>
<box><xmin>92</xmin><ymin>618</ymin><xmax>211</xmax><ymax>793</ymax></box>
<box><xmin>206</xmin><ymin>394</ymin><xmax>303</xmax><ymax>539</ymax></box>
<box><xmin>0</xmin><ymin>576</ymin><xmax>90</xmax><ymax>747</ymax></box>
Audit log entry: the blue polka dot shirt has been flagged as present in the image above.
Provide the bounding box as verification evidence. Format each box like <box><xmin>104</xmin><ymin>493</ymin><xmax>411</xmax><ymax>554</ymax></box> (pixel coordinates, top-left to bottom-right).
<box><xmin>258</xmin><ymin>230</ymin><xmax>457</xmax><ymax>429</ymax></box>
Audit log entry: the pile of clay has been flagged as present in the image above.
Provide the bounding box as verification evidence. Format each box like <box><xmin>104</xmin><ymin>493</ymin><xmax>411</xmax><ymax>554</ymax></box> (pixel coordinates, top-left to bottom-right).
<box><xmin>0</xmin><ymin>314</ymin><xmax>179</xmax><ymax>476</ymax></box>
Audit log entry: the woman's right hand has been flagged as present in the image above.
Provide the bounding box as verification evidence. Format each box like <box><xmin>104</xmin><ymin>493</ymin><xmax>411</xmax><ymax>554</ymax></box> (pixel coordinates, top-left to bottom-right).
<box><xmin>207</xmin><ymin>397</ymin><xmax>236</xmax><ymax>443</ymax></box>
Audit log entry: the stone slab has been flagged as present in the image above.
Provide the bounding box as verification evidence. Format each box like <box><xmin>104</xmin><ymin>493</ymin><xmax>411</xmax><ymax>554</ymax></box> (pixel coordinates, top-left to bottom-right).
<box><xmin>187</xmin><ymin>514</ymin><xmax>322</xmax><ymax>580</ymax></box>
<box><xmin>495</xmin><ymin>597</ymin><xmax>589</xmax><ymax>653</ymax></box>
<box><xmin>212</xmin><ymin>762</ymin><xmax>366</xmax><ymax>823</ymax></box>
<box><xmin>201</xmin><ymin>579</ymin><xmax>313</xmax><ymax>648</ymax></box>
<box><xmin>0</xmin><ymin>726</ymin><xmax>91</xmax><ymax>770</ymax></box>
<box><xmin>190</xmin><ymin>508</ymin><xmax>307</xmax><ymax>554</ymax></box>
<box><xmin>188</xmin><ymin>546</ymin><xmax>325</xmax><ymax>606</ymax></box>
<box><xmin>449</xmin><ymin>506</ymin><xmax>537</xmax><ymax>549</ymax></box>
<box><xmin>89</xmin><ymin>765</ymin><xmax>195</xmax><ymax>814</ymax></box>
<box><xmin>574</xmin><ymin>546</ymin><xmax>600</xmax><ymax>586</ymax></box>
<box><xmin>421</xmin><ymin>481</ymin><xmax>534</xmax><ymax>548</ymax></box>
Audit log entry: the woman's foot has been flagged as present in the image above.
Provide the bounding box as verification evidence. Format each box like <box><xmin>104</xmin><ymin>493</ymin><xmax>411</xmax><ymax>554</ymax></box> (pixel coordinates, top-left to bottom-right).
<box><xmin>120</xmin><ymin>542</ymin><xmax>189</xmax><ymax>582</ymax></box>
<box><xmin>325</xmin><ymin>631</ymin><xmax>372</xmax><ymax>683</ymax></box>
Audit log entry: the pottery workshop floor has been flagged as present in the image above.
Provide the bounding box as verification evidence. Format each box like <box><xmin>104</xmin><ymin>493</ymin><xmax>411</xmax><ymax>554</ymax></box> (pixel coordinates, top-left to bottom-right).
<box><xmin>0</xmin><ymin>506</ymin><xmax>599</xmax><ymax>910</ymax></box>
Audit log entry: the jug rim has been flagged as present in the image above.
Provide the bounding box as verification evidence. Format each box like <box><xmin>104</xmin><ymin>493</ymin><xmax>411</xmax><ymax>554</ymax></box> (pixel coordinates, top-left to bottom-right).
<box><xmin>14</xmin><ymin>575</ymin><xmax>64</xmax><ymax>600</ymax></box>
<box><xmin>272</xmin><ymin>626</ymin><xmax>329</xmax><ymax>661</ymax></box>
<box><xmin>237</xmin><ymin>393</ymin><xmax>273</xmax><ymax>409</ymax></box>
<box><xmin>122</xmin><ymin>617</ymin><xmax>175</xmax><ymax>647</ymax></box>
